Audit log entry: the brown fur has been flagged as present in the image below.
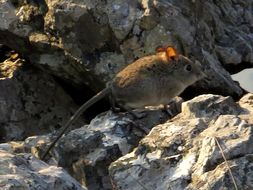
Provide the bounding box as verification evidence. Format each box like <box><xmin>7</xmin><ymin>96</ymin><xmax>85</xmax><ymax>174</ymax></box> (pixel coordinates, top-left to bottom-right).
<box><xmin>42</xmin><ymin>47</ymin><xmax>205</xmax><ymax>160</ymax></box>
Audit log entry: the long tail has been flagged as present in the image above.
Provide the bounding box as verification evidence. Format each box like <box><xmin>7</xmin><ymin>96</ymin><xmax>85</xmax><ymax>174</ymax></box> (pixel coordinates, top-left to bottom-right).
<box><xmin>41</xmin><ymin>87</ymin><xmax>110</xmax><ymax>160</ymax></box>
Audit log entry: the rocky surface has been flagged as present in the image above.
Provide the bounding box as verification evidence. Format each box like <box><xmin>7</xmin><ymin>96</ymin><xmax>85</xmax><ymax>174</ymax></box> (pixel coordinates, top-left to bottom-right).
<box><xmin>23</xmin><ymin>107</ymin><xmax>176</xmax><ymax>190</ymax></box>
<box><xmin>0</xmin><ymin>0</ymin><xmax>251</xmax><ymax>97</ymax></box>
<box><xmin>109</xmin><ymin>93</ymin><xmax>253</xmax><ymax>190</ymax></box>
<box><xmin>0</xmin><ymin>0</ymin><xmax>253</xmax><ymax>190</ymax></box>
<box><xmin>0</xmin><ymin>147</ymin><xmax>86</xmax><ymax>190</ymax></box>
<box><xmin>0</xmin><ymin>57</ymin><xmax>84</xmax><ymax>142</ymax></box>
<box><xmin>2</xmin><ymin>94</ymin><xmax>252</xmax><ymax>190</ymax></box>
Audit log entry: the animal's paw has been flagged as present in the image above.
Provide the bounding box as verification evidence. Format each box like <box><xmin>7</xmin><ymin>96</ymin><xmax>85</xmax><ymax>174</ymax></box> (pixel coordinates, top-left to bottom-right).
<box><xmin>130</xmin><ymin>110</ymin><xmax>147</xmax><ymax>119</ymax></box>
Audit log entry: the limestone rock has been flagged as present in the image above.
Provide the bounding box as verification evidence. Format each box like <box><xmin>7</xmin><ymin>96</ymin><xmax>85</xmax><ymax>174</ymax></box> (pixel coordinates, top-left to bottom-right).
<box><xmin>109</xmin><ymin>94</ymin><xmax>253</xmax><ymax>190</ymax></box>
<box><xmin>0</xmin><ymin>148</ymin><xmax>86</xmax><ymax>190</ymax></box>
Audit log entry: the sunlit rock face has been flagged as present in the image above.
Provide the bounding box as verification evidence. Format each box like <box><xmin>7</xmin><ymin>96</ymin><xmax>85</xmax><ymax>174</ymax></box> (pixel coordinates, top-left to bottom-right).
<box><xmin>0</xmin><ymin>148</ymin><xmax>87</xmax><ymax>190</ymax></box>
<box><xmin>2</xmin><ymin>93</ymin><xmax>253</xmax><ymax>189</ymax></box>
<box><xmin>109</xmin><ymin>94</ymin><xmax>253</xmax><ymax>190</ymax></box>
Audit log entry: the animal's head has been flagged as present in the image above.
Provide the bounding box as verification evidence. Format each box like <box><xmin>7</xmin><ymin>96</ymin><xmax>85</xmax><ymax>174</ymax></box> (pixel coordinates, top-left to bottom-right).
<box><xmin>156</xmin><ymin>46</ymin><xmax>206</xmax><ymax>85</ymax></box>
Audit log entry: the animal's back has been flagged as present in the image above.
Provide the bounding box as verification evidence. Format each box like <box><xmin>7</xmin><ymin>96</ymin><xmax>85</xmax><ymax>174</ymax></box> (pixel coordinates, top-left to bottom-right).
<box><xmin>110</xmin><ymin>49</ymin><xmax>205</xmax><ymax>108</ymax></box>
<box><xmin>111</xmin><ymin>54</ymin><xmax>171</xmax><ymax>108</ymax></box>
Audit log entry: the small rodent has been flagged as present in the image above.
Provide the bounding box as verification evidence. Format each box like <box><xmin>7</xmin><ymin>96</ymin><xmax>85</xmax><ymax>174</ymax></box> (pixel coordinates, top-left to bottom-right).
<box><xmin>41</xmin><ymin>46</ymin><xmax>205</xmax><ymax>160</ymax></box>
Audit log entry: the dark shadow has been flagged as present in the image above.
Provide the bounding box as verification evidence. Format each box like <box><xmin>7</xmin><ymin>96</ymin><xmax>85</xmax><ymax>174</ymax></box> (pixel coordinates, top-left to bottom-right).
<box><xmin>53</xmin><ymin>76</ymin><xmax>111</xmax><ymax>121</ymax></box>
<box><xmin>223</xmin><ymin>62</ymin><xmax>253</xmax><ymax>75</ymax></box>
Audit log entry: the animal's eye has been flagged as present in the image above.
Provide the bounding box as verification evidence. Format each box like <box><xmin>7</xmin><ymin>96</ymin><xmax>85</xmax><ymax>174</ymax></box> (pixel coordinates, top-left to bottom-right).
<box><xmin>185</xmin><ymin>64</ymin><xmax>192</xmax><ymax>72</ymax></box>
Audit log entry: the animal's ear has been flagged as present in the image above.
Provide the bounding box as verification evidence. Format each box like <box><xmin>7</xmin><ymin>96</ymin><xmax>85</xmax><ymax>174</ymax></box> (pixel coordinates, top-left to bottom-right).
<box><xmin>166</xmin><ymin>47</ymin><xmax>178</xmax><ymax>60</ymax></box>
<box><xmin>155</xmin><ymin>46</ymin><xmax>166</xmax><ymax>53</ymax></box>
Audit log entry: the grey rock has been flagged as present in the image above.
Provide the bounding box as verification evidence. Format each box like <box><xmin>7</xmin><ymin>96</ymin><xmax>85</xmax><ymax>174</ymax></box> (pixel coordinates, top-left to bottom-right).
<box><xmin>215</xmin><ymin>45</ymin><xmax>242</xmax><ymax>64</ymax></box>
<box><xmin>109</xmin><ymin>93</ymin><xmax>253</xmax><ymax>190</ymax></box>
<box><xmin>188</xmin><ymin>154</ymin><xmax>253</xmax><ymax>190</ymax></box>
<box><xmin>0</xmin><ymin>0</ymin><xmax>250</xmax><ymax>97</ymax></box>
<box><xmin>22</xmin><ymin>105</ymin><xmax>179</xmax><ymax>190</ymax></box>
<box><xmin>3</xmin><ymin>94</ymin><xmax>253</xmax><ymax>190</ymax></box>
<box><xmin>181</xmin><ymin>94</ymin><xmax>240</xmax><ymax>118</ymax></box>
<box><xmin>106</xmin><ymin>0</ymin><xmax>137</xmax><ymax>40</ymax></box>
<box><xmin>50</xmin><ymin>109</ymin><xmax>173</xmax><ymax>190</ymax></box>
<box><xmin>198</xmin><ymin>50</ymin><xmax>243</xmax><ymax>97</ymax></box>
<box><xmin>0</xmin><ymin>0</ymin><xmax>252</xmax><ymax>188</ymax></box>
<box><xmin>0</xmin><ymin>58</ymin><xmax>84</xmax><ymax>142</ymax></box>
<box><xmin>95</xmin><ymin>52</ymin><xmax>126</xmax><ymax>82</ymax></box>
<box><xmin>0</xmin><ymin>149</ymin><xmax>86</xmax><ymax>190</ymax></box>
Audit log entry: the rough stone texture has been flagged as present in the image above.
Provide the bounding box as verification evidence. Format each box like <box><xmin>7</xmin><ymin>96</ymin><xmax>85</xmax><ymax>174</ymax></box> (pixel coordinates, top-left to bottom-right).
<box><xmin>11</xmin><ymin>106</ymin><xmax>179</xmax><ymax>190</ymax></box>
<box><xmin>109</xmin><ymin>93</ymin><xmax>253</xmax><ymax>190</ymax></box>
<box><xmin>239</xmin><ymin>93</ymin><xmax>253</xmax><ymax>124</ymax></box>
<box><xmin>0</xmin><ymin>148</ymin><xmax>86</xmax><ymax>190</ymax></box>
<box><xmin>0</xmin><ymin>0</ymin><xmax>250</xmax><ymax>96</ymax></box>
<box><xmin>0</xmin><ymin>0</ymin><xmax>253</xmax><ymax>189</ymax></box>
<box><xmin>188</xmin><ymin>154</ymin><xmax>253</xmax><ymax>190</ymax></box>
<box><xmin>2</xmin><ymin>94</ymin><xmax>253</xmax><ymax>190</ymax></box>
<box><xmin>0</xmin><ymin>57</ymin><xmax>84</xmax><ymax>142</ymax></box>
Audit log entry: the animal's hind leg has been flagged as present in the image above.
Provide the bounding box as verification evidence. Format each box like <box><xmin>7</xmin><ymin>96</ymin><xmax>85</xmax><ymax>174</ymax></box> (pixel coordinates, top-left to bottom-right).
<box><xmin>109</xmin><ymin>95</ymin><xmax>121</xmax><ymax>112</ymax></box>
<box><xmin>117</xmin><ymin>103</ymin><xmax>147</xmax><ymax>119</ymax></box>
<box><xmin>109</xmin><ymin>95</ymin><xmax>146</xmax><ymax>119</ymax></box>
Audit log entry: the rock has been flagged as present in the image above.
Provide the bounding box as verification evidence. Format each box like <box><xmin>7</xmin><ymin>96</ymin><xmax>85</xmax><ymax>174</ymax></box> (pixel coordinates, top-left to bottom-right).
<box><xmin>187</xmin><ymin>50</ymin><xmax>243</xmax><ymax>98</ymax></box>
<box><xmin>238</xmin><ymin>93</ymin><xmax>253</xmax><ymax>124</ymax></box>
<box><xmin>215</xmin><ymin>45</ymin><xmax>242</xmax><ymax>65</ymax></box>
<box><xmin>2</xmin><ymin>94</ymin><xmax>252</xmax><ymax>189</ymax></box>
<box><xmin>0</xmin><ymin>0</ymin><xmax>250</xmax><ymax>97</ymax></box>
<box><xmin>0</xmin><ymin>58</ymin><xmax>84</xmax><ymax>142</ymax></box>
<box><xmin>0</xmin><ymin>148</ymin><xmax>86</xmax><ymax>190</ymax></box>
<box><xmin>95</xmin><ymin>52</ymin><xmax>126</xmax><ymax>82</ymax></box>
<box><xmin>106</xmin><ymin>0</ymin><xmax>137</xmax><ymax>40</ymax></box>
<box><xmin>23</xmin><ymin>106</ymin><xmax>178</xmax><ymax>190</ymax></box>
<box><xmin>188</xmin><ymin>154</ymin><xmax>253</xmax><ymax>190</ymax></box>
<box><xmin>0</xmin><ymin>0</ymin><xmax>253</xmax><ymax>188</ymax></box>
<box><xmin>109</xmin><ymin>93</ymin><xmax>253</xmax><ymax>190</ymax></box>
